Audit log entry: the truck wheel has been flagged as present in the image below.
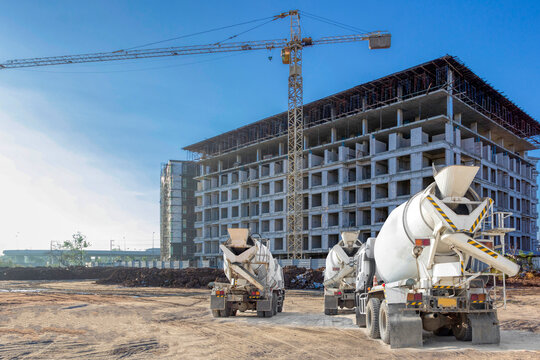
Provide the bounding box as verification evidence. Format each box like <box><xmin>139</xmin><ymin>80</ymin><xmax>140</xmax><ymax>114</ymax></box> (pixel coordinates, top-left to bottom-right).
<box><xmin>366</xmin><ymin>298</ymin><xmax>381</xmax><ymax>339</ymax></box>
<box><xmin>212</xmin><ymin>310</ymin><xmax>221</xmax><ymax>318</ymax></box>
<box><xmin>378</xmin><ymin>300</ymin><xmax>390</xmax><ymax>344</ymax></box>
<box><xmin>434</xmin><ymin>327</ymin><xmax>453</xmax><ymax>336</ymax></box>
<box><xmin>264</xmin><ymin>310</ymin><xmax>273</xmax><ymax>318</ymax></box>
<box><xmin>324</xmin><ymin>308</ymin><xmax>332</xmax><ymax>315</ymax></box>
<box><xmin>453</xmin><ymin>314</ymin><xmax>472</xmax><ymax>341</ymax></box>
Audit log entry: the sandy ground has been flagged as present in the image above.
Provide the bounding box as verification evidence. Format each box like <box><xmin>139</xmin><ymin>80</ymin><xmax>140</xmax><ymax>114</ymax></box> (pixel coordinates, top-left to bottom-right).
<box><xmin>0</xmin><ymin>281</ymin><xmax>539</xmax><ymax>359</ymax></box>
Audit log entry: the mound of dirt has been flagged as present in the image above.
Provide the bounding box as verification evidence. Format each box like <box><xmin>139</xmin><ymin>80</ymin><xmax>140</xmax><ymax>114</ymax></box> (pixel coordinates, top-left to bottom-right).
<box><xmin>0</xmin><ymin>266</ymin><xmax>118</xmax><ymax>281</ymax></box>
<box><xmin>504</xmin><ymin>271</ymin><xmax>540</xmax><ymax>287</ymax></box>
<box><xmin>0</xmin><ymin>266</ymin><xmax>327</xmax><ymax>290</ymax></box>
<box><xmin>96</xmin><ymin>268</ymin><xmax>227</xmax><ymax>288</ymax></box>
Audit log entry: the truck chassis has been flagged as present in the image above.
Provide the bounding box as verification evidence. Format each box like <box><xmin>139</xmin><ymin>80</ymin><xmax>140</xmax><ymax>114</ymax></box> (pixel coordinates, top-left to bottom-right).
<box><xmin>211</xmin><ymin>282</ymin><xmax>285</xmax><ymax>318</ymax></box>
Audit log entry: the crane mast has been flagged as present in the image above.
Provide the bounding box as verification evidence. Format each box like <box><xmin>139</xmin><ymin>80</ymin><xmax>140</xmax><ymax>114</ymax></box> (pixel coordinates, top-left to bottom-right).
<box><xmin>0</xmin><ymin>11</ymin><xmax>390</xmax><ymax>260</ymax></box>
<box><xmin>285</xmin><ymin>10</ymin><xmax>304</xmax><ymax>260</ymax></box>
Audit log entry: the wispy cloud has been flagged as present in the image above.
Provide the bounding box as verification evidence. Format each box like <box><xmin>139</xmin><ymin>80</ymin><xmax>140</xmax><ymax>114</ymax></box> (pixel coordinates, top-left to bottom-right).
<box><xmin>0</xmin><ymin>87</ymin><xmax>158</xmax><ymax>251</ymax></box>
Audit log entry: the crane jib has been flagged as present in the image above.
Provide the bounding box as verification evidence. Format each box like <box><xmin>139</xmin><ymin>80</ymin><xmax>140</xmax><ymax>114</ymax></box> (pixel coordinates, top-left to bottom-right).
<box><xmin>0</xmin><ymin>33</ymin><xmax>389</xmax><ymax>69</ymax></box>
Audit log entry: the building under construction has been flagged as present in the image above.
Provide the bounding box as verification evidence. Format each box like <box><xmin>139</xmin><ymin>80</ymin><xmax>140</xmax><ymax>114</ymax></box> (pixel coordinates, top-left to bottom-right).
<box><xmin>160</xmin><ymin>160</ymin><xmax>197</xmax><ymax>262</ymax></box>
<box><xmin>177</xmin><ymin>55</ymin><xmax>539</xmax><ymax>267</ymax></box>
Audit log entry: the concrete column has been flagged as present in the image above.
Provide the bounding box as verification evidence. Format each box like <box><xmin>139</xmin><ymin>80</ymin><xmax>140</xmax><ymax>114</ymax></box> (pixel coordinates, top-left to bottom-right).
<box><xmin>362</xmin><ymin>118</ymin><xmax>368</xmax><ymax>135</ymax></box>
<box><xmin>397</xmin><ymin>108</ymin><xmax>403</xmax><ymax>127</ymax></box>
<box><xmin>369</xmin><ymin>136</ymin><xmax>376</xmax><ymax>156</ymax></box>
<box><xmin>362</xmin><ymin>96</ymin><xmax>367</xmax><ymax>112</ymax></box>
<box><xmin>390</xmin><ymin>182</ymin><xmax>397</xmax><ymax>199</ymax></box>
<box><xmin>397</xmin><ymin>86</ymin><xmax>403</xmax><ymax>101</ymax></box>
<box><xmin>486</xmin><ymin>130</ymin><xmax>492</xmax><ymax>140</ymax></box>
<box><xmin>445</xmin><ymin>123</ymin><xmax>454</xmax><ymax>144</ymax></box>
<box><xmin>447</xmin><ymin>69</ymin><xmax>454</xmax><ymax>120</ymax></box>
<box><xmin>278</xmin><ymin>143</ymin><xmax>284</xmax><ymax>156</ymax></box>
<box><xmin>411</xmin><ymin>152</ymin><xmax>423</xmax><ymax>171</ymax></box>
<box><xmin>331</xmin><ymin>127</ymin><xmax>337</xmax><ymax>143</ymax></box>
<box><xmin>389</xmin><ymin>157</ymin><xmax>397</xmax><ymax>175</ymax></box>
<box><xmin>236</xmin><ymin>154</ymin><xmax>241</xmax><ymax>164</ymax></box>
<box><xmin>304</xmin><ymin>135</ymin><xmax>309</xmax><ymax>150</ymax></box>
<box><xmin>455</xmin><ymin>127</ymin><xmax>461</xmax><ymax>147</ymax></box>
<box><xmin>218</xmin><ymin>160</ymin><xmax>223</xmax><ymax>171</ymax></box>
<box><xmin>389</xmin><ymin>133</ymin><xmax>397</xmax><ymax>151</ymax></box>
<box><xmin>445</xmin><ymin>148</ymin><xmax>454</xmax><ymax>166</ymax></box>
<box><xmin>470</xmin><ymin>122</ymin><xmax>478</xmax><ymax>133</ymax></box>
<box><xmin>454</xmin><ymin>113</ymin><xmax>462</xmax><ymax>124</ymax></box>
<box><xmin>410</xmin><ymin>127</ymin><xmax>423</xmax><ymax>146</ymax></box>
<box><xmin>411</xmin><ymin>177</ymin><xmax>423</xmax><ymax>194</ymax></box>
<box><xmin>256</xmin><ymin>149</ymin><xmax>261</xmax><ymax>161</ymax></box>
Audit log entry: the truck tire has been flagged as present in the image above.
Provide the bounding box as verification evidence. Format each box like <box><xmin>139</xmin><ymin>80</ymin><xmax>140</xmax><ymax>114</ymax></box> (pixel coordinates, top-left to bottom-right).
<box><xmin>378</xmin><ymin>300</ymin><xmax>390</xmax><ymax>344</ymax></box>
<box><xmin>277</xmin><ymin>296</ymin><xmax>283</xmax><ymax>313</ymax></box>
<box><xmin>434</xmin><ymin>327</ymin><xmax>453</xmax><ymax>336</ymax></box>
<box><xmin>366</xmin><ymin>298</ymin><xmax>381</xmax><ymax>339</ymax></box>
<box><xmin>453</xmin><ymin>314</ymin><xmax>472</xmax><ymax>341</ymax></box>
<box><xmin>257</xmin><ymin>311</ymin><xmax>265</xmax><ymax>318</ymax></box>
<box><xmin>212</xmin><ymin>310</ymin><xmax>221</xmax><ymax>318</ymax></box>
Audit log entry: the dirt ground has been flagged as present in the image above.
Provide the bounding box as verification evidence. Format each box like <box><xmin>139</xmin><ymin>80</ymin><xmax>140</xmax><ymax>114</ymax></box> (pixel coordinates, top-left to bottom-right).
<box><xmin>0</xmin><ymin>281</ymin><xmax>539</xmax><ymax>359</ymax></box>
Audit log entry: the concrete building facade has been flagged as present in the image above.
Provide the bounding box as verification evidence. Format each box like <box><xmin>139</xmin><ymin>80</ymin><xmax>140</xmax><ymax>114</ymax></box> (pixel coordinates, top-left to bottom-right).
<box><xmin>160</xmin><ymin>160</ymin><xmax>197</xmax><ymax>261</ymax></box>
<box><xmin>183</xmin><ymin>56</ymin><xmax>539</xmax><ymax>266</ymax></box>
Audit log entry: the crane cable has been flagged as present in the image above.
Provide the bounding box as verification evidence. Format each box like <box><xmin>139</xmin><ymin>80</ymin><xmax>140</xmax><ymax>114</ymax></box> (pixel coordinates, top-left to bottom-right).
<box><xmin>124</xmin><ymin>15</ymin><xmax>276</xmax><ymax>51</ymax></box>
<box><xmin>300</xmin><ymin>11</ymin><xmax>372</xmax><ymax>34</ymax></box>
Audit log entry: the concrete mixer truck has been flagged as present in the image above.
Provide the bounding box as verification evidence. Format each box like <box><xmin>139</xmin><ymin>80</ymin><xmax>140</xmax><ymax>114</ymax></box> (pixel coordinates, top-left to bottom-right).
<box><xmin>323</xmin><ymin>231</ymin><xmax>362</xmax><ymax>315</ymax></box>
<box><xmin>210</xmin><ymin>228</ymin><xmax>285</xmax><ymax>318</ymax></box>
<box><xmin>354</xmin><ymin>165</ymin><xmax>519</xmax><ymax>348</ymax></box>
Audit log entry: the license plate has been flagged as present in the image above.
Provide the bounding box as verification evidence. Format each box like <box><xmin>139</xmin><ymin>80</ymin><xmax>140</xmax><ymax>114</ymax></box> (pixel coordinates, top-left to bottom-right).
<box><xmin>438</xmin><ymin>298</ymin><xmax>457</xmax><ymax>307</ymax></box>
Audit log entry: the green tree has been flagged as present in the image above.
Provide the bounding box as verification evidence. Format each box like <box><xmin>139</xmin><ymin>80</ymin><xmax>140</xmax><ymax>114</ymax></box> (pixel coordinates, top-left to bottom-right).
<box><xmin>61</xmin><ymin>232</ymin><xmax>91</xmax><ymax>266</ymax></box>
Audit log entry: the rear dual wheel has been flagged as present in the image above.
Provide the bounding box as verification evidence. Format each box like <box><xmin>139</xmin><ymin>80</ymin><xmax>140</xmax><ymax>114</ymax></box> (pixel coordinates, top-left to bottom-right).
<box><xmin>452</xmin><ymin>314</ymin><xmax>472</xmax><ymax>341</ymax></box>
<box><xmin>366</xmin><ymin>298</ymin><xmax>381</xmax><ymax>339</ymax></box>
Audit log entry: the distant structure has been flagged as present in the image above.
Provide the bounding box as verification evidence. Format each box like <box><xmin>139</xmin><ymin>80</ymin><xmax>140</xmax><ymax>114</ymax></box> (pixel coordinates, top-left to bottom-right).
<box><xmin>2</xmin><ymin>248</ymin><xmax>160</xmax><ymax>267</ymax></box>
<box><xmin>173</xmin><ymin>55</ymin><xmax>538</xmax><ymax>268</ymax></box>
<box><xmin>160</xmin><ymin>160</ymin><xmax>197</xmax><ymax>261</ymax></box>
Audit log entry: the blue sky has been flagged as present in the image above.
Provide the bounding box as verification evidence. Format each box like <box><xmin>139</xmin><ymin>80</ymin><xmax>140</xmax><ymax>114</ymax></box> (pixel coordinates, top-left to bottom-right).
<box><xmin>0</xmin><ymin>1</ymin><xmax>538</xmax><ymax>250</ymax></box>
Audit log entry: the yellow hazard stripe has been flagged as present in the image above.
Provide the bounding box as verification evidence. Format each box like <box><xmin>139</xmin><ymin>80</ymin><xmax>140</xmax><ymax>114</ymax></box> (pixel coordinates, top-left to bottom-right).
<box><xmin>408</xmin><ymin>302</ymin><xmax>423</xmax><ymax>306</ymax></box>
<box><xmin>467</xmin><ymin>239</ymin><xmax>498</xmax><ymax>258</ymax></box>
<box><xmin>469</xmin><ymin>198</ymin><xmax>493</xmax><ymax>232</ymax></box>
<box><xmin>461</xmin><ymin>261</ymin><xmax>464</xmax><ymax>275</ymax></box>
<box><xmin>426</xmin><ymin>195</ymin><xmax>458</xmax><ymax>230</ymax></box>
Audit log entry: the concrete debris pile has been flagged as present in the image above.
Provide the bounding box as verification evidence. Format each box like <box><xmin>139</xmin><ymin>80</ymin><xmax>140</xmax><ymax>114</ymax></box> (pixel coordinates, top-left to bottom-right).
<box><xmin>283</xmin><ymin>266</ymin><xmax>324</xmax><ymax>289</ymax></box>
<box><xmin>96</xmin><ymin>268</ymin><xmax>228</xmax><ymax>288</ymax></box>
<box><xmin>0</xmin><ymin>266</ymin><xmax>118</xmax><ymax>281</ymax></box>
<box><xmin>505</xmin><ymin>271</ymin><xmax>540</xmax><ymax>287</ymax></box>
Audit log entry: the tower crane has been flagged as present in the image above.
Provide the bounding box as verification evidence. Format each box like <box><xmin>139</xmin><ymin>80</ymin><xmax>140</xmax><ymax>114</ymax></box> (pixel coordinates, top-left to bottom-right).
<box><xmin>0</xmin><ymin>10</ymin><xmax>391</xmax><ymax>260</ymax></box>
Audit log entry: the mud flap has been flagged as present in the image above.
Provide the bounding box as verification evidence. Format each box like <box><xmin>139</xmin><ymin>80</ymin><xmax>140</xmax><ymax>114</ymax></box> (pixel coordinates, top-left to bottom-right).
<box><xmin>356</xmin><ymin>307</ymin><xmax>366</xmax><ymax>327</ymax></box>
<box><xmin>388</xmin><ymin>304</ymin><xmax>423</xmax><ymax>348</ymax></box>
<box><xmin>324</xmin><ymin>295</ymin><xmax>338</xmax><ymax>310</ymax></box>
<box><xmin>256</xmin><ymin>299</ymin><xmax>272</xmax><ymax>312</ymax></box>
<box><xmin>210</xmin><ymin>296</ymin><xmax>225</xmax><ymax>310</ymax></box>
<box><xmin>469</xmin><ymin>312</ymin><xmax>500</xmax><ymax>345</ymax></box>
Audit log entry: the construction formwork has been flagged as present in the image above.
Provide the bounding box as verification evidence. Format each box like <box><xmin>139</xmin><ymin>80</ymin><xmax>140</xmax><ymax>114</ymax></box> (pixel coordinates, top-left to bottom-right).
<box><xmin>182</xmin><ymin>55</ymin><xmax>539</xmax><ymax>266</ymax></box>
